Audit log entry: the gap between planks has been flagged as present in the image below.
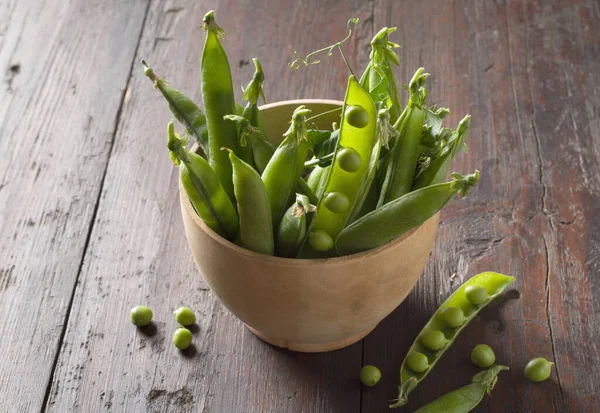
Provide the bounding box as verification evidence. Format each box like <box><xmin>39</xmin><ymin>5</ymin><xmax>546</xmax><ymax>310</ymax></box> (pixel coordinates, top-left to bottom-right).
<box><xmin>39</xmin><ymin>1</ymin><xmax>153</xmax><ymax>412</ymax></box>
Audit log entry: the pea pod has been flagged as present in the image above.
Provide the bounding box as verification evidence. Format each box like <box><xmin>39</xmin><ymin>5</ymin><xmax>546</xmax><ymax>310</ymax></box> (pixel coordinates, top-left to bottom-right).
<box><xmin>227</xmin><ymin>149</ymin><xmax>274</xmax><ymax>255</ymax></box>
<box><xmin>411</xmin><ymin>365</ymin><xmax>509</xmax><ymax>413</ymax></box>
<box><xmin>348</xmin><ymin>107</ymin><xmax>396</xmax><ymax>223</ymax></box>
<box><xmin>167</xmin><ymin>122</ymin><xmax>239</xmax><ymax>240</ymax></box>
<box><xmin>388</xmin><ymin>272</ymin><xmax>516</xmax><ymax>408</ymax></box>
<box><xmin>298</xmin><ymin>75</ymin><xmax>377</xmax><ymax>258</ymax></box>
<box><xmin>241</xmin><ymin>58</ymin><xmax>266</xmax><ymax>131</ymax></box>
<box><xmin>379</xmin><ymin>68</ymin><xmax>429</xmax><ymax>205</ymax></box>
<box><xmin>262</xmin><ymin>106</ymin><xmax>312</xmax><ymax>228</ymax></box>
<box><xmin>201</xmin><ymin>11</ymin><xmax>250</xmax><ymax>200</ymax></box>
<box><xmin>307</xmin><ymin>165</ymin><xmax>327</xmax><ymax>199</ymax></box>
<box><xmin>142</xmin><ymin>60</ymin><xmax>208</xmax><ymax>156</ymax></box>
<box><xmin>275</xmin><ymin>194</ymin><xmax>315</xmax><ymax>257</ymax></box>
<box><xmin>224</xmin><ymin>115</ymin><xmax>275</xmax><ymax>173</ymax></box>
<box><xmin>336</xmin><ymin>171</ymin><xmax>479</xmax><ymax>255</ymax></box>
<box><xmin>225</xmin><ymin>114</ymin><xmax>318</xmax><ymax>205</ymax></box>
<box><xmin>413</xmin><ymin>114</ymin><xmax>471</xmax><ymax>190</ymax></box>
<box><xmin>360</xmin><ymin>27</ymin><xmax>402</xmax><ymax>123</ymax></box>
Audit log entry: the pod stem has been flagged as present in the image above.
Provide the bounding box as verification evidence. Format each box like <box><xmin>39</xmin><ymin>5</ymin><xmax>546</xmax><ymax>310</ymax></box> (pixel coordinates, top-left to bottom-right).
<box><xmin>450</xmin><ymin>170</ymin><xmax>480</xmax><ymax>197</ymax></box>
<box><xmin>202</xmin><ymin>10</ymin><xmax>225</xmax><ymax>37</ymax></box>
<box><xmin>167</xmin><ymin>121</ymin><xmax>190</xmax><ymax>165</ymax></box>
<box><xmin>242</xmin><ymin>58</ymin><xmax>266</xmax><ymax>105</ymax></box>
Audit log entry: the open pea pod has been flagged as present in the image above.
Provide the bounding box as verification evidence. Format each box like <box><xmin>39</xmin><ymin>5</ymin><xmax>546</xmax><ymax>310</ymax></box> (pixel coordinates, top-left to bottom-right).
<box><xmin>297</xmin><ymin>75</ymin><xmax>377</xmax><ymax>258</ymax></box>
<box><xmin>389</xmin><ymin>272</ymin><xmax>516</xmax><ymax>408</ymax></box>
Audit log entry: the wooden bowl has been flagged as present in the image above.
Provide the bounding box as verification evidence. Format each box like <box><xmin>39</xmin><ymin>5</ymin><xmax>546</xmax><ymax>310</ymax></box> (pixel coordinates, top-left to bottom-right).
<box><xmin>180</xmin><ymin>99</ymin><xmax>440</xmax><ymax>352</ymax></box>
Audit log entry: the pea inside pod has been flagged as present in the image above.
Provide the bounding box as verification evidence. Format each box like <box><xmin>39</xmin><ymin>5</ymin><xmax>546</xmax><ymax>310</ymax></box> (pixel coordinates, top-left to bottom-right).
<box><xmin>298</xmin><ymin>75</ymin><xmax>377</xmax><ymax>258</ymax></box>
<box><xmin>390</xmin><ymin>272</ymin><xmax>515</xmax><ymax>408</ymax></box>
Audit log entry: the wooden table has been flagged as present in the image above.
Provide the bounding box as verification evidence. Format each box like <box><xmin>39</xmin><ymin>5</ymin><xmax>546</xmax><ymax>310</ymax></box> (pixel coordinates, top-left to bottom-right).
<box><xmin>1</xmin><ymin>0</ymin><xmax>598</xmax><ymax>412</ymax></box>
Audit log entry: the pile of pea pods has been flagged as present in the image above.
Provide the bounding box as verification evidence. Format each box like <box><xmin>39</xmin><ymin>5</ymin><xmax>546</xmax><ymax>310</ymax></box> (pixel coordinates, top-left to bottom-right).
<box><xmin>143</xmin><ymin>12</ymin><xmax>480</xmax><ymax>258</ymax></box>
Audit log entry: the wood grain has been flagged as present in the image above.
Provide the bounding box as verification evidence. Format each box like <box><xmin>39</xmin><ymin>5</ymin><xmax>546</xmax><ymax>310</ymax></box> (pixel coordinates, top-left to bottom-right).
<box><xmin>0</xmin><ymin>0</ymin><xmax>149</xmax><ymax>412</ymax></box>
<box><xmin>44</xmin><ymin>1</ymin><xmax>372</xmax><ymax>412</ymax></box>
<box><xmin>1</xmin><ymin>0</ymin><xmax>599</xmax><ymax>412</ymax></box>
<box><xmin>363</xmin><ymin>1</ymin><xmax>600</xmax><ymax>412</ymax></box>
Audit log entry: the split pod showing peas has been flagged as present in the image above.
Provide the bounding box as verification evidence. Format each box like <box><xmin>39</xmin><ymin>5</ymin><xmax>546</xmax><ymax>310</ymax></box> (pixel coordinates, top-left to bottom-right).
<box><xmin>389</xmin><ymin>272</ymin><xmax>515</xmax><ymax>408</ymax></box>
<box><xmin>167</xmin><ymin>122</ymin><xmax>239</xmax><ymax>240</ymax></box>
<box><xmin>298</xmin><ymin>75</ymin><xmax>377</xmax><ymax>258</ymax></box>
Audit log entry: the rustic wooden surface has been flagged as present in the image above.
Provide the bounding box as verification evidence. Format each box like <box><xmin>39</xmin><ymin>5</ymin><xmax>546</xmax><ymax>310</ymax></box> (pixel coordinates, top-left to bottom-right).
<box><xmin>0</xmin><ymin>0</ymin><xmax>598</xmax><ymax>412</ymax></box>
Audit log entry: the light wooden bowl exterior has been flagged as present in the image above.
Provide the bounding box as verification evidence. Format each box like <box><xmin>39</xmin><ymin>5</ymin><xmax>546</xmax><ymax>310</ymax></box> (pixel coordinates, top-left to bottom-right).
<box><xmin>180</xmin><ymin>99</ymin><xmax>440</xmax><ymax>352</ymax></box>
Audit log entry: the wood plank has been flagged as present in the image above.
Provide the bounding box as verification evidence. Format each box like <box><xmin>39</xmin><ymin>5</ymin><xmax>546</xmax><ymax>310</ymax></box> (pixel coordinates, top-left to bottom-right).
<box><xmin>45</xmin><ymin>1</ymin><xmax>373</xmax><ymax>412</ymax></box>
<box><xmin>0</xmin><ymin>0</ymin><xmax>149</xmax><ymax>412</ymax></box>
<box><xmin>363</xmin><ymin>0</ymin><xmax>600</xmax><ymax>412</ymax></box>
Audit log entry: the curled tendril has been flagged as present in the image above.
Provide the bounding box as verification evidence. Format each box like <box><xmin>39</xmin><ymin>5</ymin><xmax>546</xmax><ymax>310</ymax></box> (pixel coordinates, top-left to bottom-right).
<box><xmin>288</xmin><ymin>18</ymin><xmax>359</xmax><ymax>71</ymax></box>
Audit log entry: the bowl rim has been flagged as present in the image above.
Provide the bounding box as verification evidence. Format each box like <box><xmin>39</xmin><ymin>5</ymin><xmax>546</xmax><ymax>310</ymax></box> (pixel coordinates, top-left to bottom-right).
<box><xmin>180</xmin><ymin>98</ymin><xmax>434</xmax><ymax>266</ymax></box>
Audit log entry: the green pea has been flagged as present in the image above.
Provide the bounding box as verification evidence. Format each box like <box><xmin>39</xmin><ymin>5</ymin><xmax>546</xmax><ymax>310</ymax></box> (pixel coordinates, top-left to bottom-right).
<box><xmin>420</xmin><ymin>330</ymin><xmax>448</xmax><ymax>351</ymax></box>
<box><xmin>174</xmin><ymin>307</ymin><xmax>196</xmax><ymax>326</ymax></box>
<box><xmin>130</xmin><ymin>305</ymin><xmax>153</xmax><ymax>327</ymax></box>
<box><xmin>524</xmin><ymin>357</ymin><xmax>554</xmax><ymax>382</ymax></box>
<box><xmin>440</xmin><ymin>306</ymin><xmax>465</xmax><ymax>328</ymax></box>
<box><xmin>471</xmin><ymin>344</ymin><xmax>496</xmax><ymax>368</ymax></box>
<box><xmin>406</xmin><ymin>352</ymin><xmax>429</xmax><ymax>373</ymax></box>
<box><xmin>324</xmin><ymin>192</ymin><xmax>350</xmax><ymax>214</ymax></box>
<box><xmin>465</xmin><ymin>285</ymin><xmax>489</xmax><ymax>305</ymax></box>
<box><xmin>336</xmin><ymin>147</ymin><xmax>362</xmax><ymax>173</ymax></box>
<box><xmin>392</xmin><ymin>272</ymin><xmax>516</xmax><ymax>408</ymax></box>
<box><xmin>345</xmin><ymin>105</ymin><xmax>369</xmax><ymax>128</ymax></box>
<box><xmin>173</xmin><ymin>327</ymin><xmax>193</xmax><ymax>350</ymax></box>
<box><xmin>308</xmin><ymin>230</ymin><xmax>334</xmax><ymax>252</ymax></box>
<box><xmin>360</xmin><ymin>365</ymin><xmax>382</xmax><ymax>387</ymax></box>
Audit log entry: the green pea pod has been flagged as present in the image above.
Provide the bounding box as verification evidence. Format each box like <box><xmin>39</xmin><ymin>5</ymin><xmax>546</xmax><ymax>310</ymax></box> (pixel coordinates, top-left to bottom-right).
<box><xmin>275</xmin><ymin>194</ymin><xmax>315</xmax><ymax>257</ymax></box>
<box><xmin>227</xmin><ymin>149</ymin><xmax>274</xmax><ymax>255</ymax></box>
<box><xmin>241</xmin><ymin>58</ymin><xmax>266</xmax><ymax>132</ymax></box>
<box><xmin>167</xmin><ymin>122</ymin><xmax>239</xmax><ymax>240</ymax></box>
<box><xmin>348</xmin><ymin>107</ymin><xmax>396</xmax><ymax>223</ymax></box>
<box><xmin>412</xmin><ymin>365</ymin><xmax>509</xmax><ymax>412</ymax></box>
<box><xmin>262</xmin><ymin>106</ymin><xmax>312</xmax><ymax>228</ymax></box>
<box><xmin>306</xmin><ymin>129</ymin><xmax>333</xmax><ymax>147</ymax></box>
<box><xmin>312</xmin><ymin>129</ymin><xmax>339</xmax><ymax>160</ymax></box>
<box><xmin>413</xmin><ymin>115</ymin><xmax>471</xmax><ymax>189</ymax></box>
<box><xmin>142</xmin><ymin>60</ymin><xmax>209</xmax><ymax>156</ymax></box>
<box><xmin>298</xmin><ymin>75</ymin><xmax>377</xmax><ymax>258</ymax></box>
<box><xmin>379</xmin><ymin>68</ymin><xmax>429</xmax><ymax>205</ymax></box>
<box><xmin>295</xmin><ymin>179</ymin><xmax>318</xmax><ymax>206</ymax></box>
<box><xmin>201</xmin><ymin>11</ymin><xmax>250</xmax><ymax>200</ymax></box>
<box><xmin>235</xmin><ymin>102</ymin><xmax>244</xmax><ymax>116</ymax></box>
<box><xmin>336</xmin><ymin>171</ymin><xmax>479</xmax><ymax>255</ymax></box>
<box><xmin>224</xmin><ymin>115</ymin><xmax>275</xmax><ymax>173</ymax></box>
<box><xmin>361</xmin><ymin>27</ymin><xmax>402</xmax><ymax>122</ymax></box>
<box><xmin>307</xmin><ymin>165</ymin><xmax>326</xmax><ymax>197</ymax></box>
<box><xmin>225</xmin><ymin>114</ymin><xmax>318</xmax><ymax>206</ymax></box>
<box><xmin>389</xmin><ymin>271</ymin><xmax>515</xmax><ymax>408</ymax></box>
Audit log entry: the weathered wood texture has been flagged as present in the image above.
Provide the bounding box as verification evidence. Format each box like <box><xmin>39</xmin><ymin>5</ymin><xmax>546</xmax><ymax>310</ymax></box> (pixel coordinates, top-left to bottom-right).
<box><xmin>0</xmin><ymin>0</ymin><xmax>148</xmax><ymax>412</ymax></box>
<box><xmin>363</xmin><ymin>0</ymin><xmax>600</xmax><ymax>412</ymax></box>
<box><xmin>44</xmin><ymin>1</ymin><xmax>372</xmax><ymax>412</ymax></box>
<box><xmin>1</xmin><ymin>0</ymin><xmax>598</xmax><ymax>412</ymax></box>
